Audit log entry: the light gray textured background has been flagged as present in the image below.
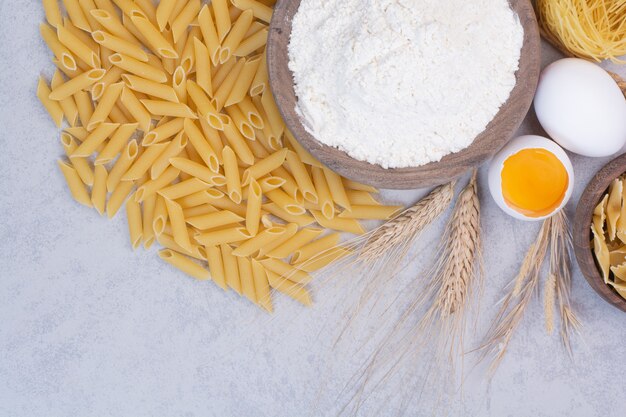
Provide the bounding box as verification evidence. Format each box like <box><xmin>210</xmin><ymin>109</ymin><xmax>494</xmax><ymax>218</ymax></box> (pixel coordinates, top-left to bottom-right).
<box><xmin>1</xmin><ymin>2</ymin><xmax>625</xmax><ymax>416</ymax></box>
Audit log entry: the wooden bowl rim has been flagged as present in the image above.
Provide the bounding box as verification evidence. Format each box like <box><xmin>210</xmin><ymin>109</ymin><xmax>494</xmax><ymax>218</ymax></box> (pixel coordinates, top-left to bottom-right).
<box><xmin>267</xmin><ymin>0</ymin><xmax>541</xmax><ymax>189</ymax></box>
<box><xmin>573</xmin><ymin>153</ymin><xmax>626</xmax><ymax>313</ymax></box>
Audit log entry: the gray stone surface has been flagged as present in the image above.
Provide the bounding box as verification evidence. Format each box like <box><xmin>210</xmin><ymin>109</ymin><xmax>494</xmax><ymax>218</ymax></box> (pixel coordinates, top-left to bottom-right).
<box><xmin>0</xmin><ymin>2</ymin><xmax>624</xmax><ymax>416</ymax></box>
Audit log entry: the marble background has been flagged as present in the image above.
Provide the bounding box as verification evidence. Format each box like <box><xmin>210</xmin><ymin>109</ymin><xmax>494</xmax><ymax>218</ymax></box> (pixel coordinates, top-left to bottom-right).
<box><xmin>0</xmin><ymin>2</ymin><xmax>625</xmax><ymax>416</ymax></box>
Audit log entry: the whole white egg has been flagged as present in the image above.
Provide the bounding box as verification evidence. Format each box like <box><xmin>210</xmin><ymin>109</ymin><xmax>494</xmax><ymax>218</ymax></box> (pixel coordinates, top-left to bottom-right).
<box><xmin>534</xmin><ymin>58</ymin><xmax>626</xmax><ymax>157</ymax></box>
<box><xmin>488</xmin><ymin>135</ymin><xmax>574</xmax><ymax>221</ymax></box>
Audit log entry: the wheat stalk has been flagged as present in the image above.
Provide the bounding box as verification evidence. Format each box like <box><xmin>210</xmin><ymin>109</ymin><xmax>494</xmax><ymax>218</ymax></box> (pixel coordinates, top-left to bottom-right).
<box><xmin>544</xmin><ymin>273</ymin><xmax>556</xmax><ymax>334</ymax></box>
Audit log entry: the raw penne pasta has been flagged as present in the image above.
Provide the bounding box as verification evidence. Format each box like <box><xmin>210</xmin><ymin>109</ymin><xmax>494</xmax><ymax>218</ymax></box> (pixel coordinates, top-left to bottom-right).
<box><xmin>212</xmin><ymin>0</ymin><xmax>231</xmax><ymax>42</ymax></box>
<box><xmin>186</xmin><ymin>210</ymin><xmax>244</xmax><ymax>230</ymax></box>
<box><xmin>172</xmin><ymin>66</ymin><xmax>187</xmax><ymax>103</ymax></box>
<box><xmin>78</xmin><ymin>0</ymin><xmax>103</xmax><ymax>31</ymax></box>
<box><xmin>284</xmin><ymin>129</ymin><xmax>322</xmax><ymax>169</ymax></box>
<box><xmin>266</xmin><ymin>188</ymin><xmax>305</xmax><ymax>216</ymax></box>
<box><xmin>38</xmin><ymin>77</ymin><xmax>64</xmax><ymax>127</ymax></box>
<box><xmin>73</xmin><ymin>90</ymin><xmax>94</xmax><ymax>128</ymax></box>
<box><xmin>90</xmin><ymin>8</ymin><xmax>139</xmax><ymax>45</ymax></box>
<box><xmin>122</xmin><ymin>142</ymin><xmax>169</xmax><ymax>181</ymax></box>
<box><xmin>221</xmin><ymin>116</ymin><xmax>255</xmax><ymax>165</ymax></box>
<box><xmin>159</xmin><ymin>178</ymin><xmax>213</xmax><ymax>200</ymax></box>
<box><xmin>57</xmin><ymin>25</ymin><xmax>100</xmax><ymax>68</ymax></box>
<box><xmin>197</xmin><ymin>5</ymin><xmax>221</xmax><ymax>65</ymax></box>
<box><xmin>234</xmin><ymin>28</ymin><xmax>268</xmax><ymax>57</ymax></box>
<box><xmin>290</xmin><ymin>233</ymin><xmax>341</xmax><ymax>264</ymax></box>
<box><xmin>183</xmin><ymin>119</ymin><xmax>219</xmax><ymax>172</ymax></box>
<box><xmin>72</xmin><ymin>122</ymin><xmax>119</xmax><ymax>156</ymax></box>
<box><xmin>323</xmin><ymin>167</ymin><xmax>352</xmax><ymax>210</ymax></box>
<box><xmin>294</xmin><ymin>247</ymin><xmax>352</xmax><ymax>273</ymax></box>
<box><xmin>49</xmin><ymin>68</ymin><xmax>105</xmax><ymax>100</ymax></box>
<box><xmin>63</xmin><ymin>17</ymin><xmax>100</xmax><ymax>53</ymax></box>
<box><xmin>205</xmin><ymin>245</ymin><xmax>228</xmax><ymax>290</ymax></box>
<box><xmin>108</xmin><ymin>103</ymin><xmax>131</xmax><ymax>124</ymax></box>
<box><xmin>241</xmin><ymin>149</ymin><xmax>288</xmax><ymax>185</ymax></box>
<box><xmin>150</xmin><ymin>131</ymin><xmax>187</xmax><ymax>178</ymax></box>
<box><xmin>129</xmin><ymin>11</ymin><xmax>178</xmax><ymax>59</ymax></box>
<box><xmin>225</xmin><ymin>105</ymin><xmax>254</xmax><ymax>140</ymax></box>
<box><xmin>266</xmin><ymin>228</ymin><xmax>324</xmax><ymax>259</ymax></box>
<box><xmin>237</xmin><ymin>256</ymin><xmax>257</xmax><ymax>303</ymax></box>
<box><xmin>123</xmin><ymin>74</ymin><xmax>179</xmax><ymax>102</ymax></box>
<box><xmin>156</xmin><ymin>0</ymin><xmax>177</xmax><ymax>31</ymax></box>
<box><xmin>220</xmin><ymin>10</ymin><xmax>253</xmax><ymax>63</ymax></box>
<box><xmin>51</xmin><ymin>71</ymin><xmax>79</xmax><ymax>126</ymax></box>
<box><xmin>232</xmin><ymin>226</ymin><xmax>286</xmax><ymax>257</ymax></box>
<box><xmin>338</xmin><ymin>205</ymin><xmax>404</xmax><ymax>220</ymax></box>
<box><xmin>186</xmin><ymin>80</ymin><xmax>224</xmax><ymax>129</ymax></box>
<box><xmin>346</xmin><ymin>190</ymin><xmax>381</xmax><ymax>206</ymax></box>
<box><xmin>64</xmin><ymin>126</ymin><xmax>89</xmax><ymax>141</ymax></box>
<box><xmin>165</xmin><ymin>199</ymin><xmax>193</xmax><ymax>252</ymax></box>
<box><xmin>43</xmin><ymin>0</ymin><xmax>63</xmax><ymax>27</ymax></box>
<box><xmin>143</xmin><ymin>117</ymin><xmax>184</xmax><ymax>145</ymax></box>
<box><xmin>136</xmin><ymin>165</ymin><xmax>180</xmax><ymax>202</ymax></box>
<box><xmin>140</xmin><ymin>99</ymin><xmax>197</xmax><ymax>119</ymax></box>
<box><xmin>257</xmin><ymin>223</ymin><xmax>299</xmax><ymax>256</ymax></box>
<box><xmin>262</xmin><ymin>203</ymin><xmax>315</xmax><ymax>227</ymax></box>
<box><xmin>58</xmin><ymin>160</ymin><xmax>93</xmax><ymax>207</ymax></box>
<box><xmin>249</xmin><ymin>50</ymin><xmax>267</xmax><ymax>97</ymax></box>
<box><xmin>95</xmin><ymin>123</ymin><xmax>138</xmax><ymax>165</ymax></box>
<box><xmin>106</xmin><ymin>179</ymin><xmax>134</xmax><ymax>218</ymax></box>
<box><xmin>159</xmin><ymin>249</ymin><xmax>210</xmax><ymax>280</ymax></box>
<box><xmin>171</xmin><ymin>0</ymin><xmax>200</xmax><ymax>42</ymax></box>
<box><xmin>63</xmin><ymin>0</ymin><xmax>92</xmax><ymax>31</ymax></box>
<box><xmin>193</xmin><ymin>38</ymin><xmax>213</xmax><ymax>96</ymax></box>
<box><xmin>126</xmin><ymin>194</ymin><xmax>143</xmax><ymax>249</ymax></box>
<box><xmin>195</xmin><ymin>226</ymin><xmax>252</xmax><ymax>246</ymax></box>
<box><xmin>91</xmin><ymin>164</ymin><xmax>108</xmax><ymax>215</ymax></box>
<box><xmin>40</xmin><ymin>23</ymin><xmax>78</xmax><ymax>71</ymax></box>
<box><xmin>107</xmin><ymin>139</ymin><xmax>139</xmax><ymax>191</ymax></box>
<box><xmin>266</xmin><ymin>269</ymin><xmax>312</xmax><ymax>306</ymax></box>
<box><xmin>169</xmin><ymin>157</ymin><xmax>222</xmax><ymax>185</ymax></box>
<box><xmin>255</xmin><ymin>104</ymin><xmax>280</xmax><ymax>149</ymax></box>
<box><xmin>179</xmin><ymin>26</ymin><xmax>200</xmax><ymax>73</ymax></box>
<box><xmin>221</xmin><ymin>244</ymin><xmax>242</xmax><ymax>294</ymax></box>
<box><xmin>231</xmin><ymin>0</ymin><xmax>273</xmax><ymax>23</ymax></box>
<box><xmin>87</xmin><ymin>82</ymin><xmax>124</xmax><ymax>130</ymax></box>
<box><xmin>223</xmin><ymin>146</ymin><xmax>243</xmax><ymax>204</ymax></box>
<box><xmin>61</xmin><ymin>133</ymin><xmax>94</xmax><ymax>186</ymax></box>
<box><xmin>260</xmin><ymin>88</ymin><xmax>284</xmax><ymax>139</ymax></box>
<box><xmin>183</xmin><ymin>204</ymin><xmax>218</xmax><ymax>219</ymax></box>
<box><xmin>152</xmin><ymin>194</ymin><xmax>169</xmax><ymax>235</ymax></box>
<box><xmin>342</xmin><ymin>177</ymin><xmax>379</xmax><ymax>193</ymax></box>
<box><xmin>199</xmin><ymin>118</ymin><xmax>225</xmax><ymax>157</ymax></box>
<box><xmin>157</xmin><ymin>233</ymin><xmax>206</xmax><ymax>260</ymax></box>
<box><xmin>245</xmin><ymin>179</ymin><xmax>262</xmax><ymax>235</ymax></box>
<box><xmin>142</xmin><ymin>193</ymin><xmax>157</xmax><ymax>248</ymax></box>
<box><xmin>92</xmin><ymin>30</ymin><xmax>148</xmax><ymax>61</ymax></box>
<box><xmin>109</xmin><ymin>53</ymin><xmax>167</xmax><ymax>83</ymax></box>
<box><xmin>237</xmin><ymin>96</ymin><xmax>263</xmax><ymax>129</ymax></box>
<box><xmin>134</xmin><ymin>0</ymin><xmax>158</xmax><ymax>25</ymax></box>
<box><xmin>310</xmin><ymin>210</ymin><xmax>365</xmax><ymax>235</ymax></box>
<box><xmin>251</xmin><ymin>259</ymin><xmax>272</xmax><ymax>312</ymax></box>
<box><xmin>311</xmin><ymin>166</ymin><xmax>334</xmax><ymax>219</ymax></box>
<box><xmin>260</xmin><ymin>258</ymin><xmax>311</xmax><ymax>285</ymax></box>
<box><xmin>243</xmin><ymin>21</ymin><xmax>266</xmax><ymax>38</ymax></box>
<box><xmin>213</xmin><ymin>58</ymin><xmax>245</xmax><ymax>111</ymax></box>
<box><xmin>119</xmin><ymin>86</ymin><xmax>152</xmax><ymax>132</ymax></box>
<box><xmin>286</xmin><ymin>151</ymin><xmax>318</xmax><ymax>204</ymax></box>
<box><xmin>212</xmin><ymin>57</ymin><xmax>237</xmax><ymax>88</ymax></box>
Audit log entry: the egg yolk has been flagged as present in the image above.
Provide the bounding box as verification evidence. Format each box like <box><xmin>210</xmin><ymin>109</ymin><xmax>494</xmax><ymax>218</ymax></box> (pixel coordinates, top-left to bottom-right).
<box><xmin>501</xmin><ymin>148</ymin><xmax>568</xmax><ymax>218</ymax></box>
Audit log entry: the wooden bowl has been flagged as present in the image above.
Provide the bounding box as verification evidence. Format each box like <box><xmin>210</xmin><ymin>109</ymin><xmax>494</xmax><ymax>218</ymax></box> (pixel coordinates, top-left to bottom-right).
<box><xmin>267</xmin><ymin>0</ymin><xmax>541</xmax><ymax>189</ymax></box>
<box><xmin>574</xmin><ymin>154</ymin><xmax>626</xmax><ymax>313</ymax></box>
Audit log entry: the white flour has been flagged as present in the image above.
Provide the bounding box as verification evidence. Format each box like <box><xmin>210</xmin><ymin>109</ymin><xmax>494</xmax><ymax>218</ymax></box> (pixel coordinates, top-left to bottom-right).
<box><xmin>288</xmin><ymin>0</ymin><xmax>524</xmax><ymax>169</ymax></box>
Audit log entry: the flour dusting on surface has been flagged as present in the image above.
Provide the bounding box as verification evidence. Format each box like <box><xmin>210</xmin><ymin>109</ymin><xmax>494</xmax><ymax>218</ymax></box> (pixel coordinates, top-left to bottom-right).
<box><xmin>288</xmin><ymin>0</ymin><xmax>524</xmax><ymax>169</ymax></box>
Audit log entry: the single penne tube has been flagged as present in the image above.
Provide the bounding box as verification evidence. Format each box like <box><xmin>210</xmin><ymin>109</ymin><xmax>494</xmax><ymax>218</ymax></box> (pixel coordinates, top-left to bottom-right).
<box><xmin>95</xmin><ymin>123</ymin><xmax>138</xmax><ymax>165</ymax></box>
<box><xmin>241</xmin><ymin>149</ymin><xmax>288</xmax><ymax>185</ymax></box>
<box><xmin>159</xmin><ymin>178</ymin><xmax>213</xmax><ymax>200</ymax></box>
<box><xmin>91</xmin><ymin>65</ymin><xmax>124</xmax><ymax>101</ymax></box>
<box><xmin>63</xmin><ymin>17</ymin><xmax>100</xmax><ymax>53</ymax></box>
<box><xmin>122</xmin><ymin>142</ymin><xmax>169</xmax><ymax>181</ymax></box>
<box><xmin>221</xmin><ymin>244</ymin><xmax>242</xmax><ymax>294</ymax></box>
<box><xmin>220</xmin><ymin>10</ymin><xmax>253</xmax><ymax>63</ymax></box>
<box><xmin>222</xmin><ymin>146</ymin><xmax>242</xmax><ymax>204</ymax></box>
<box><xmin>237</xmin><ymin>96</ymin><xmax>263</xmax><ymax>129</ymax></box>
<box><xmin>193</xmin><ymin>38</ymin><xmax>213</xmax><ymax>96</ymax></box>
<box><xmin>290</xmin><ymin>233</ymin><xmax>341</xmax><ymax>264</ymax></box>
<box><xmin>159</xmin><ymin>249</ymin><xmax>210</xmax><ymax>280</ymax></box>
<box><xmin>207</xmin><ymin>194</ymin><xmax>247</xmax><ymax>217</ymax></box>
<box><xmin>37</xmin><ymin>77</ymin><xmax>64</xmax><ymax>127</ymax></box>
<box><xmin>338</xmin><ymin>205</ymin><xmax>404</xmax><ymax>220</ymax></box>
<box><xmin>157</xmin><ymin>233</ymin><xmax>206</xmax><ymax>261</ymax></box>
<box><xmin>284</xmin><ymin>129</ymin><xmax>323</xmax><ymax>168</ymax></box>
<box><xmin>179</xmin><ymin>26</ymin><xmax>200</xmax><ymax>73</ymax></box>
<box><xmin>63</xmin><ymin>0</ymin><xmax>92</xmax><ymax>31</ymax></box>
<box><xmin>273</xmin><ymin>168</ymin><xmax>300</xmax><ymax>202</ymax></box>
<box><xmin>161</xmin><ymin>29</ymin><xmax>177</xmax><ymax>76</ymax></box>
<box><xmin>156</xmin><ymin>0</ymin><xmax>177</xmax><ymax>30</ymax></box>
<box><xmin>323</xmin><ymin>167</ymin><xmax>352</xmax><ymax>210</ymax></box>
<box><xmin>197</xmin><ymin>5</ymin><xmax>221</xmax><ymax>65</ymax></box>
<box><xmin>108</xmin><ymin>103</ymin><xmax>131</xmax><ymax>124</ymax></box>
<box><xmin>183</xmin><ymin>204</ymin><xmax>218</xmax><ymax>218</ymax></box>
<box><xmin>87</xmin><ymin>82</ymin><xmax>124</xmax><ymax>130</ymax></box>
<box><xmin>165</xmin><ymin>199</ymin><xmax>193</xmax><ymax>252</ymax></box>
<box><xmin>186</xmin><ymin>80</ymin><xmax>224</xmax><ymax>129</ymax></box>
<box><xmin>40</xmin><ymin>23</ymin><xmax>78</xmax><ymax>71</ymax></box>
<box><xmin>106</xmin><ymin>179</ymin><xmax>134</xmax><ymax>218</ymax></box>
<box><xmin>92</xmin><ymin>30</ymin><xmax>148</xmax><ymax>62</ymax></box>
<box><xmin>221</xmin><ymin>116</ymin><xmax>255</xmax><ymax>165</ymax></box>
<box><xmin>311</xmin><ymin>166</ymin><xmax>334</xmax><ymax>219</ymax></box>
<box><xmin>140</xmin><ymin>99</ymin><xmax>197</xmax><ymax>119</ymax></box>
<box><xmin>310</xmin><ymin>210</ymin><xmax>365</xmax><ymax>235</ymax></box>
<box><xmin>231</xmin><ymin>0</ymin><xmax>272</xmax><ymax>23</ymax></box>
<box><xmin>91</xmin><ymin>164</ymin><xmax>108</xmax><ymax>215</ymax></box>
<box><xmin>58</xmin><ymin>160</ymin><xmax>93</xmax><ymax>207</ymax></box>
<box><xmin>134</xmin><ymin>0</ymin><xmax>158</xmax><ymax>26</ymax></box>
<box><xmin>107</xmin><ymin>139</ymin><xmax>140</xmax><ymax>191</ymax></box>
<box><xmin>169</xmin><ymin>157</ymin><xmax>222</xmax><ymax>185</ymax></box>
<box><xmin>135</xmin><ymin>165</ymin><xmax>180</xmax><ymax>202</ymax></box>
<box><xmin>251</xmin><ymin>259</ymin><xmax>272</xmax><ymax>312</ymax></box>
<box><xmin>245</xmin><ymin>179</ymin><xmax>262</xmax><ymax>235</ymax></box>
<box><xmin>186</xmin><ymin>210</ymin><xmax>244</xmax><ymax>230</ymax></box>
<box><xmin>261</xmin><ymin>88</ymin><xmax>285</xmax><ymax>140</ymax></box>
<box><xmin>342</xmin><ymin>177</ymin><xmax>379</xmax><ymax>193</ymax></box>
<box><xmin>79</xmin><ymin>0</ymin><xmax>103</xmax><ymax>33</ymax></box>
<box><xmin>57</xmin><ymin>25</ymin><xmax>100</xmax><ymax>68</ymax></box>
<box><xmin>234</xmin><ymin>28</ymin><xmax>268</xmax><ymax>57</ymax></box>
<box><xmin>265</xmin><ymin>188</ymin><xmax>305</xmax><ymax>216</ymax></box>
<box><xmin>61</xmin><ymin>133</ymin><xmax>94</xmax><ymax>186</ymax></box>
<box><xmin>183</xmin><ymin>119</ymin><xmax>219</xmax><ymax>172</ymax></box>
<box><xmin>346</xmin><ymin>190</ymin><xmax>381</xmax><ymax>206</ymax></box>
<box><xmin>285</xmin><ymin>151</ymin><xmax>318</xmax><ymax>204</ymax></box>
<box><xmin>171</xmin><ymin>0</ymin><xmax>200</xmax><ymax>42</ymax></box>
<box><xmin>119</xmin><ymin>86</ymin><xmax>152</xmax><ymax>132</ymax></box>
<box><xmin>43</xmin><ymin>0</ymin><xmax>63</xmax><ymax>27</ymax></box>
<box><xmin>294</xmin><ymin>247</ymin><xmax>352</xmax><ymax>273</ymax></box>
<box><xmin>122</xmin><ymin>74</ymin><xmax>179</xmax><ymax>102</ymax></box>
<box><xmin>205</xmin><ymin>245</ymin><xmax>228</xmax><ymax>290</ymax></box>
<box><xmin>178</xmin><ymin>190</ymin><xmax>219</xmax><ymax>209</ymax></box>
<box><xmin>260</xmin><ymin>258</ymin><xmax>311</xmax><ymax>285</ymax></box>
<box><xmin>142</xmin><ymin>193</ymin><xmax>157</xmax><ymax>248</ymax></box>
<box><xmin>90</xmin><ymin>8</ymin><xmax>139</xmax><ymax>45</ymax></box>
<box><xmin>49</xmin><ymin>68</ymin><xmax>106</xmax><ymax>101</ymax></box>
<box><xmin>195</xmin><ymin>226</ymin><xmax>252</xmax><ymax>247</ymax></box>
<box><xmin>256</xmin><ymin>223</ymin><xmax>298</xmax><ymax>256</ymax></box>
<box><xmin>212</xmin><ymin>0</ymin><xmax>231</xmax><ymax>42</ymax></box>
<box><xmin>74</xmin><ymin>89</ymin><xmax>94</xmax><ymax>128</ymax></box>
<box><xmin>152</xmin><ymin>194</ymin><xmax>169</xmax><ymax>235</ymax></box>
<box><xmin>232</xmin><ymin>226</ymin><xmax>286</xmax><ymax>257</ymax></box>
<box><xmin>199</xmin><ymin>118</ymin><xmax>225</xmax><ymax>157</ymax></box>
<box><xmin>213</xmin><ymin>58</ymin><xmax>246</xmax><ymax>111</ymax></box>
<box><xmin>237</xmin><ymin>257</ymin><xmax>257</xmax><ymax>303</ymax></box>
<box><xmin>129</xmin><ymin>11</ymin><xmax>178</xmax><ymax>59</ymax></box>
<box><xmin>126</xmin><ymin>194</ymin><xmax>143</xmax><ymax>249</ymax></box>
<box><xmin>243</xmin><ymin>21</ymin><xmax>266</xmax><ymax>39</ymax></box>
<box><xmin>225</xmin><ymin>55</ymin><xmax>261</xmax><ymax>107</ymax></box>
<box><xmin>109</xmin><ymin>53</ymin><xmax>167</xmax><ymax>83</ymax></box>
<box><xmin>172</xmin><ymin>66</ymin><xmax>187</xmax><ymax>103</ymax></box>
<box><xmin>72</xmin><ymin>122</ymin><xmax>119</xmax><ymax>157</ymax></box>
<box><xmin>262</xmin><ymin>203</ymin><xmax>315</xmax><ymax>227</ymax></box>
<box><xmin>266</xmin><ymin>269</ymin><xmax>312</xmax><ymax>306</ymax></box>
<box><xmin>150</xmin><ymin>131</ymin><xmax>187</xmax><ymax>179</ymax></box>
<box><xmin>143</xmin><ymin>117</ymin><xmax>184</xmax><ymax>145</ymax></box>
<box><xmin>249</xmin><ymin>50</ymin><xmax>267</xmax><ymax>97</ymax></box>
<box><xmin>51</xmin><ymin>71</ymin><xmax>79</xmax><ymax>127</ymax></box>
<box><xmin>266</xmin><ymin>228</ymin><xmax>324</xmax><ymax>259</ymax></box>
<box><xmin>64</xmin><ymin>127</ymin><xmax>90</xmax><ymax>141</ymax></box>
<box><xmin>212</xmin><ymin>56</ymin><xmax>237</xmax><ymax>88</ymax></box>
<box><xmin>255</xmin><ymin>101</ymin><xmax>280</xmax><ymax>149</ymax></box>
<box><xmin>224</xmin><ymin>105</ymin><xmax>254</xmax><ymax>140</ymax></box>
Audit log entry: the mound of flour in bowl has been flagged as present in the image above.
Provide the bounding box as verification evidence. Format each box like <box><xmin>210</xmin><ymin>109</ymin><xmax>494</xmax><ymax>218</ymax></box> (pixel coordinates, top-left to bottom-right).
<box><xmin>288</xmin><ymin>0</ymin><xmax>524</xmax><ymax>169</ymax></box>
